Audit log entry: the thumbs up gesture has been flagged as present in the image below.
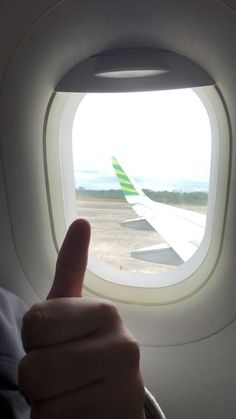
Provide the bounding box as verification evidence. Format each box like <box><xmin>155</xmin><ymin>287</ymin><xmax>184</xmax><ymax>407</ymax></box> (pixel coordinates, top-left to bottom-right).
<box><xmin>19</xmin><ymin>219</ymin><xmax>145</xmax><ymax>419</ymax></box>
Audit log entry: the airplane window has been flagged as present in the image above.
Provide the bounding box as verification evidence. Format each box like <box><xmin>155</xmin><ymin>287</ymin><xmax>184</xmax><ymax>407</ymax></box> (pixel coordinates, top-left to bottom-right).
<box><xmin>72</xmin><ymin>89</ymin><xmax>211</xmax><ymax>279</ymax></box>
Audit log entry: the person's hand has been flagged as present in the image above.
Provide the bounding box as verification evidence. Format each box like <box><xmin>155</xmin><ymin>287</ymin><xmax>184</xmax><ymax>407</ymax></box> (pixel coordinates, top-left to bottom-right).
<box><xmin>18</xmin><ymin>219</ymin><xmax>146</xmax><ymax>419</ymax></box>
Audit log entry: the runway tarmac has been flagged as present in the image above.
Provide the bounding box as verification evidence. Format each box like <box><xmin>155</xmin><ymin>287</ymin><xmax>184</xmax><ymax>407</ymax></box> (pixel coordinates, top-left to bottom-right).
<box><xmin>76</xmin><ymin>198</ymin><xmax>207</xmax><ymax>274</ymax></box>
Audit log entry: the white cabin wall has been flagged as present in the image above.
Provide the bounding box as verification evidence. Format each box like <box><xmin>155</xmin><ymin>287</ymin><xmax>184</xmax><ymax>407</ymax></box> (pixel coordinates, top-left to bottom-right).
<box><xmin>0</xmin><ymin>1</ymin><xmax>62</xmax><ymax>303</ymax></box>
<box><xmin>0</xmin><ymin>1</ymin><xmax>61</xmax><ymax>83</ymax></box>
<box><xmin>141</xmin><ymin>320</ymin><xmax>236</xmax><ymax>419</ymax></box>
<box><xmin>0</xmin><ymin>157</ymin><xmax>39</xmax><ymax>304</ymax></box>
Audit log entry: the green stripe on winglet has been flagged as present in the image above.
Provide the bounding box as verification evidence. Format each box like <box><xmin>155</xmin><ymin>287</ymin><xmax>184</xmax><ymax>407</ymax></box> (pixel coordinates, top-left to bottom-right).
<box><xmin>112</xmin><ymin>157</ymin><xmax>138</xmax><ymax>196</ymax></box>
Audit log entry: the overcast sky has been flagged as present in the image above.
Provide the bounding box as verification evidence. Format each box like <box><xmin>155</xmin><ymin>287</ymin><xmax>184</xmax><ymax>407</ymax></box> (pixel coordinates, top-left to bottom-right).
<box><xmin>72</xmin><ymin>89</ymin><xmax>211</xmax><ymax>191</ymax></box>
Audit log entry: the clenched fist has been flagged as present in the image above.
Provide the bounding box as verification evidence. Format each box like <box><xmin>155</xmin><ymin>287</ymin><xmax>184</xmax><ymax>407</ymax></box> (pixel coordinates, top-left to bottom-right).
<box><xmin>18</xmin><ymin>219</ymin><xmax>146</xmax><ymax>419</ymax></box>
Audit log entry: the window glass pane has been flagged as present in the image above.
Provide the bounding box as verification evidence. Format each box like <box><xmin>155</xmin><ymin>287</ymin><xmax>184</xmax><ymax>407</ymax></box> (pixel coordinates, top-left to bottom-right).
<box><xmin>72</xmin><ymin>89</ymin><xmax>211</xmax><ymax>273</ymax></box>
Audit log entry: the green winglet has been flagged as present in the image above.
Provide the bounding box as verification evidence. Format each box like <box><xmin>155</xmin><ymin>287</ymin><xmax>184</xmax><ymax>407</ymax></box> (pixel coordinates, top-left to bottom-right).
<box><xmin>111</xmin><ymin>156</ymin><xmax>139</xmax><ymax>196</ymax></box>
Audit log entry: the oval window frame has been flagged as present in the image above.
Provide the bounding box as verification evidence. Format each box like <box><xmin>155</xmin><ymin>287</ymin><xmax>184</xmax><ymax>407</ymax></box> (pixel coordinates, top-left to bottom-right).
<box><xmin>45</xmin><ymin>86</ymin><xmax>229</xmax><ymax>305</ymax></box>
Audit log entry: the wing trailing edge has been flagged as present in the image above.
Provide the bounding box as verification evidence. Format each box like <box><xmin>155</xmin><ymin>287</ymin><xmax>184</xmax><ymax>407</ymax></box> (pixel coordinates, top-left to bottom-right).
<box><xmin>131</xmin><ymin>244</ymin><xmax>183</xmax><ymax>266</ymax></box>
<box><xmin>120</xmin><ymin>217</ymin><xmax>154</xmax><ymax>231</ymax></box>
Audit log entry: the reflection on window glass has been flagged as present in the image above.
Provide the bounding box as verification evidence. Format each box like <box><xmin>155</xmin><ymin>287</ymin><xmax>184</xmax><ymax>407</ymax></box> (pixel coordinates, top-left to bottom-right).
<box><xmin>72</xmin><ymin>89</ymin><xmax>211</xmax><ymax>273</ymax></box>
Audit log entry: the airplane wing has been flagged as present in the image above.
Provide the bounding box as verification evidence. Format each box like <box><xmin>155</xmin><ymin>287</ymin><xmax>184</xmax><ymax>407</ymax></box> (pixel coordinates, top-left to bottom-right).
<box><xmin>111</xmin><ymin>156</ymin><xmax>206</xmax><ymax>265</ymax></box>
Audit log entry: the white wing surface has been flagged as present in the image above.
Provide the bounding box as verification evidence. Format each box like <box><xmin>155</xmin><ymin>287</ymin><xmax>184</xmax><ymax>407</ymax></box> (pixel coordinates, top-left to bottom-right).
<box><xmin>112</xmin><ymin>157</ymin><xmax>206</xmax><ymax>265</ymax></box>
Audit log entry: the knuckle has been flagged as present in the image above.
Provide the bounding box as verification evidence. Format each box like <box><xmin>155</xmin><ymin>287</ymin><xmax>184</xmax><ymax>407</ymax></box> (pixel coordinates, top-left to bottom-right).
<box><xmin>22</xmin><ymin>304</ymin><xmax>43</xmax><ymax>336</ymax></box>
<box><xmin>122</xmin><ymin>335</ymin><xmax>140</xmax><ymax>367</ymax></box>
<box><xmin>18</xmin><ymin>355</ymin><xmax>34</xmax><ymax>400</ymax></box>
<box><xmin>19</xmin><ymin>351</ymin><xmax>44</xmax><ymax>402</ymax></box>
<box><xmin>98</xmin><ymin>300</ymin><xmax>121</xmax><ymax>326</ymax></box>
<box><xmin>112</xmin><ymin>330</ymin><xmax>140</xmax><ymax>371</ymax></box>
<box><xmin>22</xmin><ymin>303</ymin><xmax>50</xmax><ymax>351</ymax></box>
<box><xmin>23</xmin><ymin>303</ymin><xmax>44</xmax><ymax>325</ymax></box>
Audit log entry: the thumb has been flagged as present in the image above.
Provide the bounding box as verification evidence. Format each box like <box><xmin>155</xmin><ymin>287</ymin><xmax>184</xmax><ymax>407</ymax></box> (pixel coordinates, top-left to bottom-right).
<box><xmin>47</xmin><ymin>219</ymin><xmax>91</xmax><ymax>299</ymax></box>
